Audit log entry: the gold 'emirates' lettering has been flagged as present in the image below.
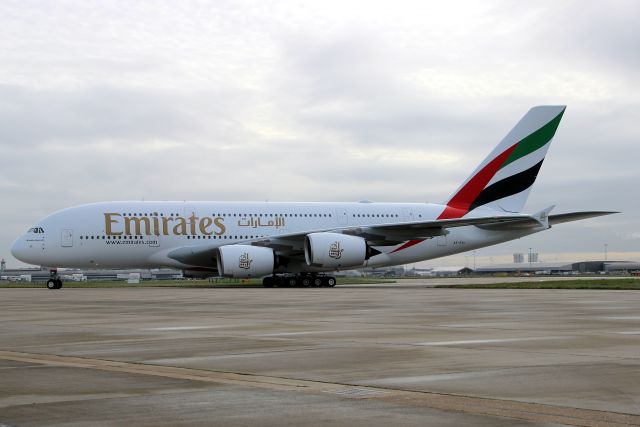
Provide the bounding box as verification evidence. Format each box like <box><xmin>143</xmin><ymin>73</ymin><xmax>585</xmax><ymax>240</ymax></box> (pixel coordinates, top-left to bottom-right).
<box><xmin>189</xmin><ymin>214</ymin><xmax>198</xmax><ymax>235</ymax></box>
<box><xmin>104</xmin><ymin>213</ymin><xmax>226</xmax><ymax>236</ymax></box>
<box><xmin>214</xmin><ymin>217</ymin><xmax>225</xmax><ymax>236</ymax></box>
<box><xmin>199</xmin><ymin>217</ymin><xmax>213</xmax><ymax>235</ymax></box>
<box><xmin>105</xmin><ymin>213</ymin><xmax>123</xmax><ymax>235</ymax></box>
<box><xmin>172</xmin><ymin>217</ymin><xmax>187</xmax><ymax>235</ymax></box>
<box><xmin>125</xmin><ymin>217</ymin><xmax>152</xmax><ymax>235</ymax></box>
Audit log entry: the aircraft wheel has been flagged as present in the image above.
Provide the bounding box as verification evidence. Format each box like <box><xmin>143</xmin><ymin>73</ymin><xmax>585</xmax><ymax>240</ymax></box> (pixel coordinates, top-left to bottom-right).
<box><xmin>313</xmin><ymin>277</ymin><xmax>323</xmax><ymax>287</ymax></box>
<box><xmin>325</xmin><ymin>277</ymin><xmax>336</xmax><ymax>287</ymax></box>
<box><xmin>55</xmin><ymin>279</ymin><xmax>63</xmax><ymax>289</ymax></box>
<box><xmin>288</xmin><ymin>277</ymin><xmax>298</xmax><ymax>287</ymax></box>
<box><xmin>301</xmin><ymin>277</ymin><xmax>311</xmax><ymax>287</ymax></box>
<box><xmin>46</xmin><ymin>279</ymin><xmax>57</xmax><ymax>290</ymax></box>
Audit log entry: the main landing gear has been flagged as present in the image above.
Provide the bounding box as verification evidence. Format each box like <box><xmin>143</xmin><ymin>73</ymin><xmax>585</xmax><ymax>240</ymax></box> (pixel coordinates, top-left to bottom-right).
<box><xmin>46</xmin><ymin>269</ymin><xmax>63</xmax><ymax>290</ymax></box>
<box><xmin>262</xmin><ymin>274</ymin><xmax>337</xmax><ymax>288</ymax></box>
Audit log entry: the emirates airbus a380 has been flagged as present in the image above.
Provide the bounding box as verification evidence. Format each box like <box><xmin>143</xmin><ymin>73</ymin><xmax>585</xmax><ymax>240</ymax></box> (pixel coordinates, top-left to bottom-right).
<box><xmin>11</xmin><ymin>106</ymin><xmax>616</xmax><ymax>289</ymax></box>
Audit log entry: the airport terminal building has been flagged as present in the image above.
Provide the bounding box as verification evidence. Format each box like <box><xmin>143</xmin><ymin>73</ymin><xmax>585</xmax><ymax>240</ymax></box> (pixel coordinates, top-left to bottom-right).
<box><xmin>475</xmin><ymin>261</ymin><xmax>640</xmax><ymax>275</ymax></box>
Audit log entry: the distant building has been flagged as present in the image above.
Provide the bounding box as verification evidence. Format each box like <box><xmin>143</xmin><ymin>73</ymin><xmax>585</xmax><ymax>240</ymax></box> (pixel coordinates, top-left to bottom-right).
<box><xmin>407</xmin><ymin>268</ymin><xmax>434</xmax><ymax>277</ymax></box>
<box><xmin>513</xmin><ymin>253</ymin><xmax>524</xmax><ymax>263</ymax></box>
<box><xmin>360</xmin><ymin>267</ymin><xmax>406</xmax><ymax>277</ymax></box>
<box><xmin>430</xmin><ymin>267</ymin><xmax>474</xmax><ymax>277</ymax></box>
<box><xmin>1</xmin><ymin>268</ymin><xmax>183</xmax><ymax>282</ymax></box>
<box><xmin>0</xmin><ymin>258</ymin><xmax>5</xmax><ymax>272</ymax></box>
<box><xmin>476</xmin><ymin>261</ymin><xmax>637</xmax><ymax>275</ymax></box>
<box><xmin>528</xmin><ymin>252</ymin><xmax>539</xmax><ymax>263</ymax></box>
<box><xmin>605</xmin><ymin>262</ymin><xmax>640</xmax><ymax>274</ymax></box>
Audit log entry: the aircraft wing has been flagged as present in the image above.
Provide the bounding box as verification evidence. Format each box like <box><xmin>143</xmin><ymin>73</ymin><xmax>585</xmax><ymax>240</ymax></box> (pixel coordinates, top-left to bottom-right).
<box><xmin>248</xmin><ymin>214</ymin><xmax>541</xmax><ymax>248</ymax></box>
<box><xmin>167</xmin><ymin>211</ymin><xmax>618</xmax><ymax>268</ymax></box>
<box><xmin>166</xmin><ymin>214</ymin><xmax>536</xmax><ymax>267</ymax></box>
<box><xmin>548</xmin><ymin>211</ymin><xmax>618</xmax><ymax>225</ymax></box>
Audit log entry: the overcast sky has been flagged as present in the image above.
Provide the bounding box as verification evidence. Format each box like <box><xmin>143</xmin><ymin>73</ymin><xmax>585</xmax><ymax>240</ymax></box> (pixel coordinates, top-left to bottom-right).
<box><xmin>1</xmin><ymin>0</ymin><xmax>638</xmax><ymax>268</ymax></box>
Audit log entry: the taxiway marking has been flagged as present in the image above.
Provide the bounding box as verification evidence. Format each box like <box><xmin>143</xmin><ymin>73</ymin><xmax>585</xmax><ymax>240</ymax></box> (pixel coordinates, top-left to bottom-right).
<box><xmin>0</xmin><ymin>350</ymin><xmax>638</xmax><ymax>427</ymax></box>
<box><xmin>415</xmin><ymin>336</ymin><xmax>567</xmax><ymax>346</ymax></box>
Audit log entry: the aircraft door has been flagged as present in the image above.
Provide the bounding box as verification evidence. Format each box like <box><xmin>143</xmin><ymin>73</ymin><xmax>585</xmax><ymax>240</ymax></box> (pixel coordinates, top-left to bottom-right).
<box><xmin>61</xmin><ymin>229</ymin><xmax>73</xmax><ymax>247</ymax></box>
<box><xmin>336</xmin><ymin>208</ymin><xmax>348</xmax><ymax>226</ymax></box>
<box><xmin>402</xmin><ymin>207</ymin><xmax>414</xmax><ymax>222</ymax></box>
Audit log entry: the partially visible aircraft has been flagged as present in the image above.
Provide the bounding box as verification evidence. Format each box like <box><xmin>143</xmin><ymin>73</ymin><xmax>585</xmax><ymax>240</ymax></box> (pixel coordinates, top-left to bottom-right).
<box><xmin>11</xmin><ymin>106</ymin><xmax>616</xmax><ymax>289</ymax></box>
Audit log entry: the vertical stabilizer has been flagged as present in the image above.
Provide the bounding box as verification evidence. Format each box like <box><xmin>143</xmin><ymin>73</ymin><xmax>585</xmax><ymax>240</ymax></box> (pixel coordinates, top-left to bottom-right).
<box><xmin>439</xmin><ymin>106</ymin><xmax>565</xmax><ymax>219</ymax></box>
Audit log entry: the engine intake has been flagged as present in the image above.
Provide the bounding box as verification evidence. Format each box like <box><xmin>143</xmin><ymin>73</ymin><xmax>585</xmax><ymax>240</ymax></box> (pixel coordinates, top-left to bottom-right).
<box><xmin>217</xmin><ymin>245</ymin><xmax>275</xmax><ymax>278</ymax></box>
<box><xmin>305</xmin><ymin>233</ymin><xmax>376</xmax><ymax>269</ymax></box>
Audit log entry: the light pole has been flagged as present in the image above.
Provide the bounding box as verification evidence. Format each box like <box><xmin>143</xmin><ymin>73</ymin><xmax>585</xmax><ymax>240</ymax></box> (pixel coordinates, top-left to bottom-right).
<box><xmin>604</xmin><ymin>243</ymin><xmax>608</xmax><ymax>262</ymax></box>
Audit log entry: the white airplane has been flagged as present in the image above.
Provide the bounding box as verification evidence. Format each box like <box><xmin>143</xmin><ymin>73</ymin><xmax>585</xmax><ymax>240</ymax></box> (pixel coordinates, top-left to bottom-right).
<box><xmin>11</xmin><ymin>106</ymin><xmax>615</xmax><ymax>289</ymax></box>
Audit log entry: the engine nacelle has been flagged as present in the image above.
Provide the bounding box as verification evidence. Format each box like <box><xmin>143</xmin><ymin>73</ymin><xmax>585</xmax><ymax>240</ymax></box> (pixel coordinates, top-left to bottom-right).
<box><xmin>217</xmin><ymin>245</ymin><xmax>275</xmax><ymax>278</ymax></box>
<box><xmin>304</xmin><ymin>233</ymin><xmax>369</xmax><ymax>269</ymax></box>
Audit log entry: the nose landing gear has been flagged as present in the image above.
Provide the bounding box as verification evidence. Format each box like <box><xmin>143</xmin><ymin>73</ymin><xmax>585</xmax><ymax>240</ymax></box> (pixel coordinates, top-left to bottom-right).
<box><xmin>46</xmin><ymin>269</ymin><xmax>63</xmax><ymax>290</ymax></box>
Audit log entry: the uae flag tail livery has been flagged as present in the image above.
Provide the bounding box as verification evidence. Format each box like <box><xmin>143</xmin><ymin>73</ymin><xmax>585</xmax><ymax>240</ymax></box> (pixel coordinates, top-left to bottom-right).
<box><xmin>10</xmin><ymin>104</ymin><xmax>619</xmax><ymax>288</ymax></box>
<box><xmin>438</xmin><ymin>106</ymin><xmax>565</xmax><ymax>220</ymax></box>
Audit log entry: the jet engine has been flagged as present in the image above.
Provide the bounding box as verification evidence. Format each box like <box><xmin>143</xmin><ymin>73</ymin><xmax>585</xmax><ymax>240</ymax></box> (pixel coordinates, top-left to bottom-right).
<box><xmin>217</xmin><ymin>245</ymin><xmax>275</xmax><ymax>278</ymax></box>
<box><xmin>304</xmin><ymin>233</ymin><xmax>377</xmax><ymax>269</ymax></box>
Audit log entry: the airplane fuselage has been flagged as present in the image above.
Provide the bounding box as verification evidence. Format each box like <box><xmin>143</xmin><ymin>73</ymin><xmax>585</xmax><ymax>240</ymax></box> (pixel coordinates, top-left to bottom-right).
<box><xmin>11</xmin><ymin>201</ymin><xmax>539</xmax><ymax>271</ymax></box>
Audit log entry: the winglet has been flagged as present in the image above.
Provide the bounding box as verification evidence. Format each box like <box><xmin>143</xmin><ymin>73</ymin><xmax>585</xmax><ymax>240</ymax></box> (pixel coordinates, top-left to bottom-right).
<box><xmin>532</xmin><ymin>205</ymin><xmax>555</xmax><ymax>228</ymax></box>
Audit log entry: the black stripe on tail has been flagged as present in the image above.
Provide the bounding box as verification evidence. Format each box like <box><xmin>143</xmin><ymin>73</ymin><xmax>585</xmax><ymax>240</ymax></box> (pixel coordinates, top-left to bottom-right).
<box><xmin>469</xmin><ymin>160</ymin><xmax>544</xmax><ymax>212</ymax></box>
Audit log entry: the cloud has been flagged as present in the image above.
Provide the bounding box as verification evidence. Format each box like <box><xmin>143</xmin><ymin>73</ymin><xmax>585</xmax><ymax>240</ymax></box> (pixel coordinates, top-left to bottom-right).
<box><xmin>1</xmin><ymin>0</ymin><xmax>639</xmax><ymax>266</ymax></box>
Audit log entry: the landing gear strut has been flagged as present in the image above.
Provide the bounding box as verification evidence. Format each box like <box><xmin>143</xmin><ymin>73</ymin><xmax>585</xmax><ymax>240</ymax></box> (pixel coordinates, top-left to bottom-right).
<box><xmin>262</xmin><ymin>273</ymin><xmax>337</xmax><ymax>288</ymax></box>
<box><xmin>46</xmin><ymin>269</ymin><xmax>63</xmax><ymax>290</ymax></box>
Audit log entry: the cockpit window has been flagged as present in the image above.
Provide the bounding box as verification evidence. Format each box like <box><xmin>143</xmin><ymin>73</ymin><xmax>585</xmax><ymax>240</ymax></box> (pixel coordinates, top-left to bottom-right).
<box><xmin>28</xmin><ymin>227</ymin><xmax>44</xmax><ymax>233</ymax></box>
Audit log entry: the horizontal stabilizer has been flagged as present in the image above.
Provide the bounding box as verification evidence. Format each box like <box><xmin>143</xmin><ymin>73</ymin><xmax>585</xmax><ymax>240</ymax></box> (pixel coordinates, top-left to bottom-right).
<box><xmin>549</xmin><ymin>211</ymin><xmax>619</xmax><ymax>225</ymax></box>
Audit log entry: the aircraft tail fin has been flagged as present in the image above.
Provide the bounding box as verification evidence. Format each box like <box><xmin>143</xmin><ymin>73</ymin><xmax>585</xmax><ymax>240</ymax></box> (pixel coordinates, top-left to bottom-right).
<box><xmin>439</xmin><ymin>105</ymin><xmax>566</xmax><ymax>219</ymax></box>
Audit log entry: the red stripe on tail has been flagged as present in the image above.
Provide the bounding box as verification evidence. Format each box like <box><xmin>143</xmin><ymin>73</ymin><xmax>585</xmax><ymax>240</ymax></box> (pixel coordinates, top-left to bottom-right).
<box><xmin>438</xmin><ymin>143</ymin><xmax>518</xmax><ymax>220</ymax></box>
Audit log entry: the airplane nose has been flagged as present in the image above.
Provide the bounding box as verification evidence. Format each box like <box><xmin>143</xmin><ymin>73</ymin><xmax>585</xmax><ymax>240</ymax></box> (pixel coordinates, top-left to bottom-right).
<box><xmin>10</xmin><ymin>236</ymin><xmax>26</xmax><ymax>262</ymax></box>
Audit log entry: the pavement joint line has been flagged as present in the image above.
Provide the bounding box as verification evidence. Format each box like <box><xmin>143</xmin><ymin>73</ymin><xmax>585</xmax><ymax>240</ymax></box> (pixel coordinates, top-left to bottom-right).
<box><xmin>1</xmin><ymin>350</ymin><xmax>639</xmax><ymax>427</ymax></box>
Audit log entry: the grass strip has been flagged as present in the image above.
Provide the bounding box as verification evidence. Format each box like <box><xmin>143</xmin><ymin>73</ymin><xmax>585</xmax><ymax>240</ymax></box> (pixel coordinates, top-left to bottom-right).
<box><xmin>435</xmin><ymin>279</ymin><xmax>640</xmax><ymax>290</ymax></box>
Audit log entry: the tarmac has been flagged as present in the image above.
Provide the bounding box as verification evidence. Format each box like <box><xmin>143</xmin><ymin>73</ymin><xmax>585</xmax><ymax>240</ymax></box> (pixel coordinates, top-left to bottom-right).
<box><xmin>1</xmin><ymin>282</ymin><xmax>640</xmax><ymax>426</ymax></box>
